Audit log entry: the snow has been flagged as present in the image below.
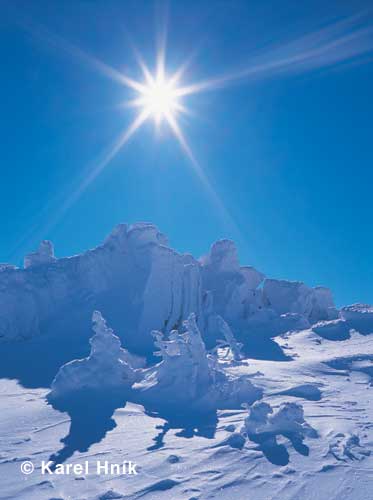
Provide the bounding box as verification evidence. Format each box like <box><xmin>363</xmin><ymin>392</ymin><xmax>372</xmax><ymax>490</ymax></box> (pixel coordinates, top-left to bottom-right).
<box><xmin>1</xmin><ymin>222</ymin><xmax>373</xmax><ymax>499</ymax></box>
<box><xmin>24</xmin><ymin>240</ymin><xmax>56</xmax><ymax>269</ymax></box>
<box><xmin>133</xmin><ymin>313</ymin><xmax>262</xmax><ymax>416</ymax></box>
<box><xmin>48</xmin><ymin>311</ymin><xmax>137</xmax><ymax>403</ymax></box>
<box><xmin>340</xmin><ymin>303</ymin><xmax>373</xmax><ymax>333</ymax></box>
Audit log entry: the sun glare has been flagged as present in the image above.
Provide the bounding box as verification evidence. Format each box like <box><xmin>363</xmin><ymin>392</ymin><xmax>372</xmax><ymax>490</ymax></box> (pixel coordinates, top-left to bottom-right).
<box><xmin>136</xmin><ymin>74</ymin><xmax>180</xmax><ymax>124</ymax></box>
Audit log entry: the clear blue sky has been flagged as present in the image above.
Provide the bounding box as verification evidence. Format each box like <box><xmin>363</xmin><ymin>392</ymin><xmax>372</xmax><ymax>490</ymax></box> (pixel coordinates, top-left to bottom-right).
<box><xmin>1</xmin><ymin>0</ymin><xmax>373</xmax><ymax>306</ymax></box>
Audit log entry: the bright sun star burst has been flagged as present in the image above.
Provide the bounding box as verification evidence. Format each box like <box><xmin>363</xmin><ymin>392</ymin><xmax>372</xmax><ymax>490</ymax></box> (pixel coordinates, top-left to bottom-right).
<box><xmin>117</xmin><ymin>53</ymin><xmax>198</xmax><ymax>163</ymax></box>
<box><xmin>135</xmin><ymin>72</ymin><xmax>181</xmax><ymax>125</ymax></box>
<box><xmin>126</xmin><ymin>55</ymin><xmax>188</xmax><ymax>134</ymax></box>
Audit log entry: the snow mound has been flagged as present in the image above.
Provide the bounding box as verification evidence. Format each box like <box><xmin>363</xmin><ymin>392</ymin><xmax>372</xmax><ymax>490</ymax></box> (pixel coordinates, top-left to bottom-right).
<box><xmin>48</xmin><ymin>311</ymin><xmax>136</xmax><ymax>402</ymax></box>
<box><xmin>242</xmin><ymin>401</ymin><xmax>317</xmax><ymax>439</ymax></box>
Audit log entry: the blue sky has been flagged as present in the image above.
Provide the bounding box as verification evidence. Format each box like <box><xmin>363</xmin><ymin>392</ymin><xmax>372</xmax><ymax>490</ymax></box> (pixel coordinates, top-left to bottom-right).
<box><xmin>1</xmin><ymin>0</ymin><xmax>373</xmax><ymax>306</ymax></box>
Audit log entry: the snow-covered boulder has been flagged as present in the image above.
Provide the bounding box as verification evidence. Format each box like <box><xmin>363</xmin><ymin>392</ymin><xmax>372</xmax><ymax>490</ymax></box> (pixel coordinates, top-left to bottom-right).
<box><xmin>48</xmin><ymin>311</ymin><xmax>136</xmax><ymax>402</ymax></box>
<box><xmin>242</xmin><ymin>401</ymin><xmax>273</xmax><ymax>435</ymax></box>
<box><xmin>269</xmin><ymin>402</ymin><xmax>317</xmax><ymax>437</ymax></box>
<box><xmin>242</xmin><ymin>401</ymin><xmax>317</xmax><ymax>439</ymax></box>
<box><xmin>312</xmin><ymin>318</ymin><xmax>350</xmax><ymax>340</ymax></box>
<box><xmin>340</xmin><ymin>304</ymin><xmax>373</xmax><ymax>334</ymax></box>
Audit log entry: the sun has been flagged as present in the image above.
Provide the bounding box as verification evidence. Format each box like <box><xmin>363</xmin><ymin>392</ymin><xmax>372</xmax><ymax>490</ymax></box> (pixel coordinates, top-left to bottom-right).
<box><xmin>134</xmin><ymin>72</ymin><xmax>181</xmax><ymax>125</ymax></box>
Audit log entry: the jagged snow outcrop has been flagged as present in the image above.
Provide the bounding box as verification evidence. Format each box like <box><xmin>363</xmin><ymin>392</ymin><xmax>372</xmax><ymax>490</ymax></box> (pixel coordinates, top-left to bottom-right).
<box><xmin>263</xmin><ymin>280</ymin><xmax>338</xmax><ymax>324</ymax></box>
<box><xmin>134</xmin><ymin>313</ymin><xmax>262</xmax><ymax>415</ymax></box>
<box><xmin>211</xmin><ymin>315</ymin><xmax>243</xmax><ymax>361</ymax></box>
<box><xmin>48</xmin><ymin>311</ymin><xmax>137</xmax><ymax>402</ymax></box>
<box><xmin>24</xmin><ymin>240</ymin><xmax>56</xmax><ymax>269</ymax></box>
<box><xmin>0</xmin><ymin>222</ymin><xmax>343</xmax><ymax>356</ymax></box>
<box><xmin>311</xmin><ymin>304</ymin><xmax>373</xmax><ymax>340</ymax></box>
<box><xmin>201</xmin><ymin>239</ymin><xmax>336</xmax><ymax>345</ymax></box>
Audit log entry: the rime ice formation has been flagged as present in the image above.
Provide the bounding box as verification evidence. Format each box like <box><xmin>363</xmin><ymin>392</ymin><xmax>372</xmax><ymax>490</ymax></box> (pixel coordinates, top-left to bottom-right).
<box><xmin>212</xmin><ymin>315</ymin><xmax>243</xmax><ymax>361</ymax></box>
<box><xmin>48</xmin><ymin>311</ymin><xmax>136</xmax><ymax>402</ymax></box>
<box><xmin>134</xmin><ymin>313</ymin><xmax>261</xmax><ymax>414</ymax></box>
<box><xmin>0</xmin><ymin>221</ymin><xmax>366</xmax><ymax>362</ymax></box>
<box><xmin>263</xmin><ymin>280</ymin><xmax>337</xmax><ymax>323</ymax></box>
<box><xmin>24</xmin><ymin>240</ymin><xmax>56</xmax><ymax>268</ymax></box>
<box><xmin>242</xmin><ymin>401</ymin><xmax>317</xmax><ymax>440</ymax></box>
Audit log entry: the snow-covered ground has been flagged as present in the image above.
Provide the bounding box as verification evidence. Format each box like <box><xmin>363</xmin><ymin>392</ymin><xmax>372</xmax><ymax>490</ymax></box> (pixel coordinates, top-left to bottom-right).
<box><xmin>1</xmin><ymin>223</ymin><xmax>373</xmax><ymax>499</ymax></box>
<box><xmin>2</xmin><ymin>329</ymin><xmax>373</xmax><ymax>500</ymax></box>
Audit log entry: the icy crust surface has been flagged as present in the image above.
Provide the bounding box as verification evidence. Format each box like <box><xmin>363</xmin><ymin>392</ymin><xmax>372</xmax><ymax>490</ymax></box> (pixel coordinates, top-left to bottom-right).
<box><xmin>0</xmin><ymin>223</ymin><xmax>339</xmax><ymax>352</ymax></box>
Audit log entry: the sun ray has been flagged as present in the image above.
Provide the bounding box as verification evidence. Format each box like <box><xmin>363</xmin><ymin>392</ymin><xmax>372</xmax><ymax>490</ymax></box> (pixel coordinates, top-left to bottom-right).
<box><xmin>163</xmin><ymin>110</ymin><xmax>242</xmax><ymax>238</ymax></box>
<box><xmin>44</xmin><ymin>108</ymin><xmax>151</xmax><ymax>228</ymax></box>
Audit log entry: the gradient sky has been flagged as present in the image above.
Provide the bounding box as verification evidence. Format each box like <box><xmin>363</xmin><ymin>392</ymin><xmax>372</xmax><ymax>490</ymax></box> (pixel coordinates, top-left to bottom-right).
<box><xmin>1</xmin><ymin>0</ymin><xmax>373</xmax><ymax>306</ymax></box>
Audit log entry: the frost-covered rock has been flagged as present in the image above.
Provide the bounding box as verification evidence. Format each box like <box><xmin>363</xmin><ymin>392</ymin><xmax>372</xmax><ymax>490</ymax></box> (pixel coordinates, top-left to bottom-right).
<box><xmin>312</xmin><ymin>319</ymin><xmax>350</xmax><ymax>340</ymax></box>
<box><xmin>263</xmin><ymin>280</ymin><xmax>335</xmax><ymax>324</ymax></box>
<box><xmin>24</xmin><ymin>240</ymin><xmax>56</xmax><ymax>268</ymax></box>
<box><xmin>48</xmin><ymin>311</ymin><xmax>136</xmax><ymax>402</ymax></box>
<box><xmin>340</xmin><ymin>304</ymin><xmax>373</xmax><ymax>334</ymax></box>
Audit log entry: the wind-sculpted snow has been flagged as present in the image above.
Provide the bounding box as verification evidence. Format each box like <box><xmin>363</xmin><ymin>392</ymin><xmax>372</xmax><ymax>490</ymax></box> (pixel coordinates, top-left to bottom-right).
<box><xmin>0</xmin><ymin>223</ymin><xmax>338</xmax><ymax>359</ymax></box>
<box><xmin>48</xmin><ymin>311</ymin><xmax>138</xmax><ymax>403</ymax></box>
<box><xmin>238</xmin><ymin>400</ymin><xmax>317</xmax><ymax>465</ymax></box>
<box><xmin>242</xmin><ymin>401</ymin><xmax>317</xmax><ymax>439</ymax></box>
<box><xmin>134</xmin><ymin>313</ymin><xmax>262</xmax><ymax>417</ymax></box>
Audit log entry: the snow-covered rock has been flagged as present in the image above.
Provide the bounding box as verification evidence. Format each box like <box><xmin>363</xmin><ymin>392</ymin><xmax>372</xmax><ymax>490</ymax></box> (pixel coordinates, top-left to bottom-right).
<box><xmin>48</xmin><ymin>311</ymin><xmax>136</xmax><ymax>402</ymax></box>
<box><xmin>341</xmin><ymin>304</ymin><xmax>373</xmax><ymax>334</ymax></box>
<box><xmin>24</xmin><ymin>240</ymin><xmax>56</xmax><ymax>268</ymax></box>
<box><xmin>242</xmin><ymin>401</ymin><xmax>317</xmax><ymax>439</ymax></box>
<box><xmin>312</xmin><ymin>318</ymin><xmax>350</xmax><ymax>340</ymax></box>
<box><xmin>263</xmin><ymin>279</ymin><xmax>336</xmax><ymax>323</ymax></box>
